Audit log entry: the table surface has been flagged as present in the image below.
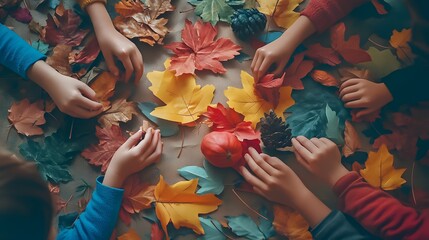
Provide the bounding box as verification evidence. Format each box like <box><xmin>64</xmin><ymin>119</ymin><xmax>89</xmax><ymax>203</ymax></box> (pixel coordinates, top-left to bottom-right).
<box><xmin>1</xmin><ymin>0</ymin><xmax>428</xmax><ymax>239</ymax></box>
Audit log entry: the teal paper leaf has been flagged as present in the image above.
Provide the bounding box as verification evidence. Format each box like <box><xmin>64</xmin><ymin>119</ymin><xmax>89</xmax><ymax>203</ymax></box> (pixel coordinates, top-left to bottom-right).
<box><xmin>177</xmin><ymin>161</ymin><xmax>224</xmax><ymax>195</ymax></box>
<box><xmin>48</xmin><ymin>0</ymin><xmax>60</xmax><ymax>9</ymax></box>
<box><xmin>198</xmin><ymin>217</ymin><xmax>226</xmax><ymax>240</ymax></box>
<box><xmin>325</xmin><ymin>104</ymin><xmax>344</xmax><ymax>144</ymax></box>
<box><xmin>258</xmin><ymin>207</ymin><xmax>275</xmax><ymax>239</ymax></box>
<box><xmin>138</xmin><ymin>102</ymin><xmax>179</xmax><ymax>137</ymax></box>
<box><xmin>285</xmin><ymin>79</ymin><xmax>349</xmax><ymax>140</ymax></box>
<box><xmin>142</xmin><ymin>208</ymin><xmax>159</xmax><ymax>223</ymax></box>
<box><xmin>31</xmin><ymin>40</ymin><xmax>50</xmax><ymax>54</ymax></box>
<box><xmin>226</xmin><ymin>215</ymin><xmax>265</xmax><ymax>240</ymax></box>
<box><xmin>357</xmin><ymin>47</ymin><xmax>401</xmax><ymax>80</ymax></box>
<box><xmin>188</xmin><ymin>0</ymin><xmax>238</xmax><ymax>25</ymax></box>
<box><xmin>258</xmin><ymin>31</ymin><xmax>283</xmax><ymax>44</ymax></box>
<box><xmin>235</xmin><ymin>51</ymin><xmax>251</xmax><ymax>63</ymax></box>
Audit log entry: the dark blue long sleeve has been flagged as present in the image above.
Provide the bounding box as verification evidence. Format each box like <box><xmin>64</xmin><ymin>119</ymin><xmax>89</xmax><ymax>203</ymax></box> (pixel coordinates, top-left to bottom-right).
<box><xmin>311</xmin><ymin>210</ymin><xmax>376</xmax><ymax>240</ymax></box>
<box><xmin>56</xmin><ymin>176</ymin><xmax>124</xmax><ymax>240</ymax></box>
<box><xmin>0</xmin><ymin>24</ymin><xmax>45</xmax><ymax>78</ymax></box>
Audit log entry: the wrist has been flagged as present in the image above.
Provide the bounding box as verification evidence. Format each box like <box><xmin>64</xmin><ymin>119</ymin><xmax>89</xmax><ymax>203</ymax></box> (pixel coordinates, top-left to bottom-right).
<box><xmin>328</xmin><ymin>165</ymin><xmax>349</xmax><ymax>187</ymax></box>
<box><xmin>293</xmin><ymin>190</ymin><xmax>331</xmax><ymax>228</ymax></box>
<box><xmin>103</xmin><ymin>167</ymin><xmax>126</xmax><ymax>188</ymax></box>
<box><xmin>27</xmin><ymin>61</ymin><xmax>61</xmax><ymax>90</ymax></box>
<box><xmin>378</xmin><ymin>83</ymin><xmax>394</xmax><ymax>104</ymax></box>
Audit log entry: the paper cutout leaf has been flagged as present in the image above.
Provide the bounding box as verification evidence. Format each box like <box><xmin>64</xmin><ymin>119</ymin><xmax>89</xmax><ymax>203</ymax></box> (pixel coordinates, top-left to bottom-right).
<box><xmin>325</xmin><ymin>104</ymin><xmax>344</xmax><ymax>144</ymax></box>
<box><xmin>147</xmin><ymin>59</ymin><xmax>215</xmax><ymax>124</ymax></box>
<box><xmin>8</xmin><ymin>99</ymin><xmax>46</xmax><ymax>136</ymax></box>
<box><xmin>154</xmin><ymin>176</ymin><xmax>222</xmax><ymax>239</ymax></box>
<box><xmin>273</xmin><ymin>204</ymin><xmax>312</xmax><ymax>240</ymax></box>
<box><xmin>389</xmin><ymin>28</ymin><xmax>415</xmax><ymax>64</ymax></box>
<box><xmin>342</xmin><ymin>121</ymin><xmax>362</xmax><ymax>157</ymax></box>
<box><xmin>310</xmin><ymin>70</ymin><xmax>338</xmax><ymax>87</ymax></box>
<box><xmin>198</xmin><ymin>217</ymin><xmax>226</xmax><ymax>240</ymax></box>
<box><xmin>165</xmin><ymin>20</ymin><xmax>241</xmax><ymax>76</ymax></box>
<box><xmin>188</xmin><ymin>0</ymin><xmax>236</xmax><ymax>25</ymax></box>
<box><xmin>255</xmin><ymin>73</ymin><xmax>285</xmax><ymax>107</ymax></box>
<box><xmin>81</xmin><ymin>126</ymin><xmax>127</xmax><ymax>173</ymax></box>
<box><xmin>98</xmin><ymin>99</ymin><xmax>139</xmax><ymax>128</ymax></box>
<box><xmin>257</xmin><ymin>0</ymin><xmax>304</xmax><ymax>29</ymax></box>
<box><xmin>138</xmin><ymin>102</ymin><xmax>179</xmax><ymax>137</ymax></box>
<box><xmin>178</xmin><ymin>164</ymin><xmax>224</xmax><ymax>195</ymax></box>
<box><xmin>69</xmin><ymin>35</ymin><xmax>100</xmax><ymax>65</ymax></box>
<box><xmin>305</xmin><ymin>43</ymin><xmax>341</xmax><ymax>66</ymax></box>
<box><xmin>225</xmin><ymin>214</ymin><xmax>268</xmax><ymax>240</ymax></box>
<box><xmin>360</xmin><ymin>144</ymin><xmax>406</xmax><ymax>190</ymax></box>
<box><xmin>225</xmin><ymin>71</ymin><xmax>294</xmax><ymax>128</ymax></box>
<box><xmin>330</xmin><ymin>22</ymin><xmax>371</xmax><ymax>64</ymax></box>
<box><xmin>203</xmin><ymin>103</ymin><xmax>259</xmax><ymax>141</ymax></box>
<box><xmin>357</xmin><ymin>47</ymin><xmax>401</xmax><ymax>80</ymax></box>
<box><xmin>46</xmin><ymin>44</ymin><xmax>73</xmax><ymax>77</ymax></box>
<box><xmin>283</xmin><ymin>53</ymin><xmax>314</xmax><ymax>90</ymax></box>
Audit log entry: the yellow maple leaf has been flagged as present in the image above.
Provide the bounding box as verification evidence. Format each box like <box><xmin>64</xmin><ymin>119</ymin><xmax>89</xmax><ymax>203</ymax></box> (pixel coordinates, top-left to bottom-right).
<box><xmin>360</xmin><ymin>144</ymin><xmax>406</xmax><ymax>190</ymax></box>
<box><xmin>389</xmin><ymin>28</ymin><xmax>415</xmax><ymax>64</ymax></box>
<box><xmin>257</xmin><ymin>0</ymin><xmax>303</xmax><ymax>29</ymax></box>
<box><xmin>273</xmin><ymin>204</ymin><xmax>312</xmax><ymax>240</ymax></box>
<box><xmin>154</xmin><ymin>176</ymin><xmax>222</xmax><ymax>239</ymax></box>
<box><xmin>224</xmin><ymin>71</ymin><xmax>294</xmax><ymax>128</ymax></box>
<box><xmin>147</xmin><ymin>59</ymin><xmax>215</xmax><ymax>124</ymax></box>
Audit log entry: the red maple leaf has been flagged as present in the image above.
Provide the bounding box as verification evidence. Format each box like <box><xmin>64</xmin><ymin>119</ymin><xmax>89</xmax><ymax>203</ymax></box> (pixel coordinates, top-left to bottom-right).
<box><xmin>119</xmin><ymin>174</ymin><xmax>155</xmax><ymax>225</ymax></box>
<box><xmin>81</xmin><ymin>125</ymin><xmax>126</xmax><ymax>173</ymax></box>
<box><xmin>203</xmin><ymin>103</ymin><xmax>260</xmax><ymax>141</ymax></box>
<box><xmin>255</xmin><ymin>73</ymin><xmax>285</xmax><ymax>108</ymax></box>
<box><xmin>151</xmin><ymin>223</ymin><xmax>165</xmax><ymax>240</ymax></box>
<box><xmin>41</xmin><ymin>3</ymin><xmax>89</xmax><ymax>46</ymax></box>
<box><xmin>282</xmin><ymin>53</ymin><xmax>314</xmax><ymax>90</ymax></box>
<box><xmin>69</xmin><ymin>35</ymin><xmax>100</xmax><ymax>65</ymax></box>
<box><xmin>305</xmin><ymin>43</ymin><xmax>341</xmax><ymax>66</ymax></box>
<box><xmin>165</xmin><ymin>19</ymin><xmax>241</xmax><ymax>76</ymax></box>
<box><xmin>330</xmin><ymin>22</ymin><xmax>371</xmax><ymax>64</ymax></box>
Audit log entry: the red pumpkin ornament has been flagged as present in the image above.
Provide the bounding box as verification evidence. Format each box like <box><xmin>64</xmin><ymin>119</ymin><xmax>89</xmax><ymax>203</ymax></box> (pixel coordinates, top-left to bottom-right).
<box><xmin>201</xmin><ymin>131</ymin><xmax>243</xmax><ymax>168</ymax></box>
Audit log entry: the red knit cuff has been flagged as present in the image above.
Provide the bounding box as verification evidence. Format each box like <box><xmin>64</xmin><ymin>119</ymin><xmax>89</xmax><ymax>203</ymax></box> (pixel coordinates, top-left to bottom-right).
<box><xmin>300</xmin><ymin>2</ymin><xmax>332</xmax><ymax>33</ymax></box>
<box><xmin>332</xmin><ymin>171</ymin><xmax>361</xmax><ymax>196</ymax></box>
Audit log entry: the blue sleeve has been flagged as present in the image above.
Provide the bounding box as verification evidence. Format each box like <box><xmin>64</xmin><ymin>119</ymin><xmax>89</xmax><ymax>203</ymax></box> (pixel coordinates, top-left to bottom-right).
<box><xmin>0</xmin><ymin>24</ymin><xmax>46</xmax><ymax>79</ymax></box>
<box><xmin>56</xmin><ymin>176</ymin><xmax>124</xmax><ymax>240</ymax></box>
<box><xmin>311</xmin><ymin>210</ymin><xmax>376</xmax><ymax>240</ymax></box>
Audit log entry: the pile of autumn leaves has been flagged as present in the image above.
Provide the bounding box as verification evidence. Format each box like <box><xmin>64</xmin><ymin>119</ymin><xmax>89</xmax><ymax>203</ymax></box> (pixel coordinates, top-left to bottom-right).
<box><xmin>5</xmin><ymin>0</ymin><xmax>429</xmax><ymax>239</ymax></box>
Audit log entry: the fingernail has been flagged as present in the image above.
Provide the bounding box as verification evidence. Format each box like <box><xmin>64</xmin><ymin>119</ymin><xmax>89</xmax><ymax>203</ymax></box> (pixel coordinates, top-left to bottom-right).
<box><xmin>248</xmin><ymin>147</ymin><xmax>254</xmax><ymax>151</ymax></box>
<box><xmin>244</xmin><ymin>153</ymin><xmax>249</xmax><ymax>159</ymax></box>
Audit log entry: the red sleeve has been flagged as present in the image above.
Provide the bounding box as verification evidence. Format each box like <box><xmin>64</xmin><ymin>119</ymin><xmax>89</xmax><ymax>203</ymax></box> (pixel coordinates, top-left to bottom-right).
<box><xmin>300</xmin><ymin>0</ymin><xmax>370</xmax><ymax>32</ymax></box>
<box><xmin>333</xmin><ymin>172</ymin><xmax>429</xmax><ymax>239</ymax></box>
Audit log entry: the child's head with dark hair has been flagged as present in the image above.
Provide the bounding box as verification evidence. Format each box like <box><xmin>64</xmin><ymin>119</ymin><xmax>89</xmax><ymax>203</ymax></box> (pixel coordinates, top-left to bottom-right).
<box><xmin>0</xmin><ymin>151</ymin><xmax>53</xmax><ymax>240</ymax></box>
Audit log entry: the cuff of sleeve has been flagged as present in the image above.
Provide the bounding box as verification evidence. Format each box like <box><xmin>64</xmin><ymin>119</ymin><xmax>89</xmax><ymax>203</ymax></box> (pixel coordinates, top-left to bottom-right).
<box><xmin>332</xmin><ymin>171</ymin><xmax>361</xmax><ymax>196</ymax></box>
<box><xmin>311</xmin><ymin>210</ymin><xmax>339</xmax><ymax>238</ymax></box>
<box><xmin>300</xmin><ymin>4</ymin><xmax>331</xmax><ymax>33</ymax></box>
<box><xmin>77</xmin><ymin>0</ymin><xmax>107</xmax><ymax>10</ymax></box>
<box><xmin>96</xmin><ymin>176</ymin><xmax>125</xmax><ymax>197</ymax></box>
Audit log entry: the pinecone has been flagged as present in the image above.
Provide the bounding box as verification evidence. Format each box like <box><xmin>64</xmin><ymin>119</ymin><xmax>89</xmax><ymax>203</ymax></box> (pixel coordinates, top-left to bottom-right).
<box><xmin>231</xmin><ymin>8</ymin><xmax>267</xmax><ymax>41</ymax></box>
<box><xmin>260</xmin><ymin>110</ymin><xmax>292</xmax><ymax>149</ymax></box>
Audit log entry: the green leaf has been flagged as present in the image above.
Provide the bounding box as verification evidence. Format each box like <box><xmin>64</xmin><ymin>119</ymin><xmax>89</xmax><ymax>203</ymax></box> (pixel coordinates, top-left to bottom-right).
<box><xmin>285</xmin><ymin>79</ymin><xmax>349</xmax><ymax>139</ymax></box>
<box><xmin>138</xmin><ymin>102</ymin><xmax>179</xmax><ymax>137</ymax></box>
<box><xmin>31</xmin><ymin>40</ymin><xmax>50</xmax><ymax>54</ymax></box>
<box><xmin>188</xmin><ymin>0</ymin><xmax>237</xmax><ymax>25</ymax></box>
<box><xmin>198</xmin><ymin>217</ymin><xmax>226</xmax><ymax>240</ymax></box>
<box><xmin>357</xmin><ymin>47</ymin><xmax>401</xmax><ymax>79</ymax></box>
<box><xmin>177</xmin><ymin>161</ymin><xmax>224</xmax><ymax>195</ymax></box>
<box><xmin>325</xmin><ymin>104</ymin><xmax>344</xmax><ymax>144</ymax></box>
<box><xmin>226</xmin><ymin>214</ymin><xmax>265</xmax><ymax>240</ymax></box>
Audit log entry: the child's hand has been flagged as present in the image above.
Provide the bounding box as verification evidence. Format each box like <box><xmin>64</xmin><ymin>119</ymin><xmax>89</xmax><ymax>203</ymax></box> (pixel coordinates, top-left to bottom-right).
<box><xmin>339</xmin><ymin>79</ymin><xmax>393</xmax><ymax>118</ymax></box>
<box><xmin>238</xmin><ymin>147</ymin><xmax>310</xmax><ymax>208</ymax></box>
<box><xmin>104</xmin><ymin>128</ymin><xmax>162</xmax><ymax>188</ymax></box>
<box><xmin>97</xmin><ymin>29</ymin><xmax>143</xmax><ymax>83</ymax></box>
<box><xmin>292</xmin><ymin>136</ymin><xmax>349</xmax><ymax>186</ymax></box>
<box><xmin>28</xmin><ymin>61</ymin><xmax>103</xmax><ymax>118</ymax></box>
<box><xmin>251</xmin><ymin>39</ymin><xmax>292</xmax><ymax>81</ymax></box>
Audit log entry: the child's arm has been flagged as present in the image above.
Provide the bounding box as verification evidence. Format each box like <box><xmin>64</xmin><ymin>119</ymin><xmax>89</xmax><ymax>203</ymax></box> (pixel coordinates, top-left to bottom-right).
<box><xmin>78</xmin><ymin>1</ymin><xmax>143</xmax><ymax>83</ymax></box>
<box><xmin>57</xmin><ymin>128</ymin><xmax>162</xmax><ymax>240</ymax></box>
<box><xmin>251</xmin><ymin>0</ymin><xmax>368</xmax><ymax>80</ymax></box>
<box><xmin>0</xmin><ymin>24</ymin><xmax>103</xmax><ymax>118</ymax></box>
<box><xmin>293</xmin><ymin>136</ymin><xmax>429</xmax><ymax>239</ymax></box>
<box><xmin>239</xmin><ymin>148</ymin><xmax>372</xmax><ymax>239</ymax></box>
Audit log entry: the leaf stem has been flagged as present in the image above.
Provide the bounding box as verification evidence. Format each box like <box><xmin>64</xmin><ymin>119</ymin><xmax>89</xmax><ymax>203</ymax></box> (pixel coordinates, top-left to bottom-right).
<box><xmin>179</xmin><ymin>7</ymin><xmax>195</xmax><ymax>14</ymax></box>
<box><xmin>232</xmin><ymin>188</ymin><xmax>268</xmax><ymax>221</ymax></box>
<box><xmin>177</xmin><ymin>126</ymin><xmax>185</xmax><ymax>158</ymax></box>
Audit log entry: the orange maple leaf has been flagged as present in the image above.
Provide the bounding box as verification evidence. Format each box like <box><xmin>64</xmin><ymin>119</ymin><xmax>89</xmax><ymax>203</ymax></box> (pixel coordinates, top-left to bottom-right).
<box><xmin>8</xmin><ymin>99</ymin><xmax>47</xmax><ymax>136</ymax></box>
<box><xmin>89</xmin><ymin>72</ymin><xmax>117</xmax><ymax>111</ymax></box>
<box><xmin>165</xmin><ymin>19</ymin><xmax>241</xmax><ymax>76</ymax></box>
<box><xmin>273</xmin><ymin>204</ymin><xmax>312</xmax><ymax>240</ymax></box>
<box><xmin>342</xmin><ymin>121</ymin><xmax>362</xmax><ymax>157</ymax></box>
<box><xmin>310</xmin><ymin>70</ymin><xmax>338</xmax><ymax>87</ymax></box>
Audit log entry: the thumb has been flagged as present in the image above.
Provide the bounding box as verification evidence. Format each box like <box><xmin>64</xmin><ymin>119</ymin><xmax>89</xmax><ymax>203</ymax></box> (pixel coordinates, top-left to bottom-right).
<box><xmin>272</xmin><ymin>60</ymin><xmax>287</xmax><ymax>77</ymax></box>
<box><xmin>122</xmin><ymin>130</ymin><xmax>143</xmax><ymax>149</ymax></box>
